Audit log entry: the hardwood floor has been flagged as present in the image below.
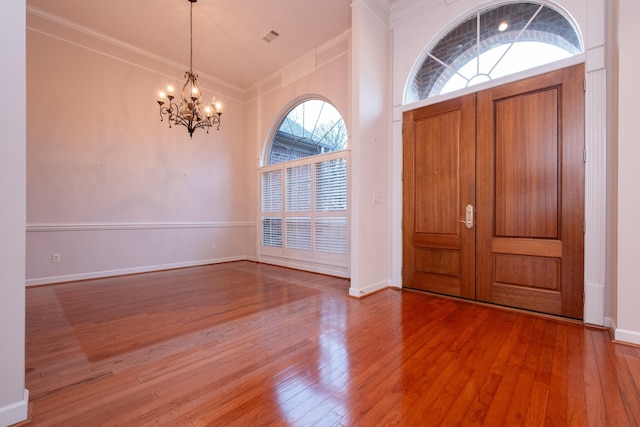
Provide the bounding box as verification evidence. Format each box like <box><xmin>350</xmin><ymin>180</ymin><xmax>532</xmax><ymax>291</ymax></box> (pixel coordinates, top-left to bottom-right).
<box><xmin>24</xmin><ymin>261</ymin><xmax>640</xmax><ymax>426</ymax></box>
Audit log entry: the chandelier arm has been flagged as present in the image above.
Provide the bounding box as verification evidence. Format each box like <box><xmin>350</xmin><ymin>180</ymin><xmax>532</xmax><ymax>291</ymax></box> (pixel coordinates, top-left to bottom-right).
<box><xmin>167</xmin><ymin>101</ymin><xmax>179</xmax><ymax>126</ymax></box>
<box><xmin>173</xmin><ymin>113</ymin><xmax>191</xmax><ymax>128</ymax></box>
<box><xmin>181</xmin><ymin>72</ymin><xmax>191</xmax><ymax>105</ymax></box>
<box><xmin>159</xmin><ymin>102</ymin><xmax>176</xmax><ymax>128</ymax></box>
<box><xmin>160</xmin><ymin>106</ymin><xmax>173</xmax><ymax>128</ymax></box>
<box><xmin>212</xmin><ymin>114</ymin><xmax>222</xmax><ymax>130</ymax></box>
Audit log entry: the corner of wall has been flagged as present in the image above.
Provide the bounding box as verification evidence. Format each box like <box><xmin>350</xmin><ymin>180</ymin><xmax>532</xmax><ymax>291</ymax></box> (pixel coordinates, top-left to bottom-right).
<box><xmin>0</xmin><ymin>1</ymin><xmax>28</xmax><ymax>425</ymax></box>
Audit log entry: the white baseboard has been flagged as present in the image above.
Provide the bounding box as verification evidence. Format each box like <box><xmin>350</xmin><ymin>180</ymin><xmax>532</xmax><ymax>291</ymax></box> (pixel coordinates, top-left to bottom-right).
<box><xmin>258</xmin><ymin>254</ymin><xmax>349</xmax><ymax>279</ymax></box>
<box><xmin>0</xmin><ymin>389</ymin><xmax>28</xmax><ymax>427</ymax></box>
<box><xmin>614</xmin><ymin>327</ymin><xmax>640</xmax><ymax>346</ymax></box>
<box><xmin>605</xmin><ymin>316</ymin><xmax>616</xmax><ymax>331</ymax></box>
<box><xmin>349</xmin><ymin>279</ymin><xmax>389</xmax><ymax>298</ymax></box>
<box><xmin>584</xmin><ymin>281</ymin><xmax>605</xmax><ymax>326</ymax></box>
<box><xmin>26</xmin><ymin>257</ymin><xmax>251</xmax><ymax>286</ymax></box>
<box><xmin>603</xmin><ymin>317</ymin><xmax>640</xmax><ymax>346</ymax></box>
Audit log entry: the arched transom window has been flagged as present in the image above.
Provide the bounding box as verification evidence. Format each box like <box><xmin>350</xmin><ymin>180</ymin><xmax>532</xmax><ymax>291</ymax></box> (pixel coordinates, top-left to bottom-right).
<box><xmin>407</xmin><ymin>1</ymin><xmax>583</xmax><ymax>102</ymax></box>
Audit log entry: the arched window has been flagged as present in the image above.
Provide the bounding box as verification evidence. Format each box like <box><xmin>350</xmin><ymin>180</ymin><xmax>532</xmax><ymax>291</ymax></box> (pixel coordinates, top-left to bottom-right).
<box><xmin>266</xmin><ymin>99</ymin><xmax>348</xmax><ymax>165</ymax></box>
<box><xmin>259</xmin><ymin>98</ymin><xmax>349</xmax><ymax>278</ymax></box>
<box><xmin>406</xmin><ymin>1</ymin><xmax>582</xmax><ymax>103</ymax></box>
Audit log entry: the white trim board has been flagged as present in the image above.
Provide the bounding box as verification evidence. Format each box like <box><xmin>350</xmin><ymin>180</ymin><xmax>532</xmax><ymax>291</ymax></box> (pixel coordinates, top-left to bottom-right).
<box><xmin>0</xmin><ymin>389</ymin><xmax>29</xmax><ymax>427</ymax></box>
<box><xmin>26</xmin><ymin>256</ymin><xmax>256</xmax><ymax>286</ymax></box>
<box><xmin>27</xmin><ymin>221</ymin><xmax>256</xmax><ymax>232</ymax></box>
<box><xmin>615</xmin><ymin>328</ymin><xmax>640</xmax><ymax>347</ymax></box>
<box><xmin>349</xmin><ymin>279</ymin><xmax>390</xmax><ymax>298</ymax></box>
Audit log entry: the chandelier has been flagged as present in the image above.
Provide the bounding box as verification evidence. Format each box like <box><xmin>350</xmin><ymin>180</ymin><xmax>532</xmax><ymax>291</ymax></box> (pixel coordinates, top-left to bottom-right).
<box><xmin>156</xmin><ymin>0</ymin><xmax>222</xmax><ymax>138</ymax></box>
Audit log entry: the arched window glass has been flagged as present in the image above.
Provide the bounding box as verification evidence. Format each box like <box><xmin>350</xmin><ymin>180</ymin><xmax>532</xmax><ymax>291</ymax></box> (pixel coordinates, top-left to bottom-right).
<box><xmin>267</xmin><ymin>99</ymin><xmax>347</xmax><ymax>165</ymax></box>
<box><xmin>406</xmin><ymin>2</ymin><xmax>582</xmax><ymax>102</ymax></box>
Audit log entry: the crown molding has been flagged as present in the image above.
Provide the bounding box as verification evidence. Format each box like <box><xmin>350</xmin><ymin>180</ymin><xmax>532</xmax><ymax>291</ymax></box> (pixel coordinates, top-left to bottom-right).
<box><xmin>389</xmin><ymin>0</ymin><xmax>445</xmax><ymax>28</ymax></box>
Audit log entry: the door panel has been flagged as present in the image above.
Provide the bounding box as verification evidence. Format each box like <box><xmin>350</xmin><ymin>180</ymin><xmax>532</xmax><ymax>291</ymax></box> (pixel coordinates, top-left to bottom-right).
<box><xmin>402</xmin><ymin>95</ymin><xmax>476</xmax><ymax>299</ymax></box>
<box><xmin>494</xmin><ymin>89</ymin><xmax>559</xmax><ymax>238</ymax></box>
<box><xmin>402</xmin><ymin>63</ymin><xmax>584</xmax><ymax>319</ymax></box>
<box><xmin>476</xmin><ymin>64</ymin><xmax>585</xmax><ymax>319</ymax></box>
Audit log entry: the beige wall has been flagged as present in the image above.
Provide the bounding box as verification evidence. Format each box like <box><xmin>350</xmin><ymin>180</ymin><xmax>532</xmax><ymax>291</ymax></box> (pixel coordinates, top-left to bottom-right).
<box><xmin>26</xmin><ymin>13</ymin><xmax>257</xmax><ymax>284</ymax></box>
<box><xmin>256</xmin><ymin>45</ymin><xmax>350</xmax><ymax>162</ymax></box>
<box><xmin>615</xmin><ymin>0</ymin><xmax>640</xmax><ymax>342</ymax></box>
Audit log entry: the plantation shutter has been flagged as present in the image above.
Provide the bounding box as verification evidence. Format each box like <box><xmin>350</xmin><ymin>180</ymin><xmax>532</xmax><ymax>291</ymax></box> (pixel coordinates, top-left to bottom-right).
<box><xmin>315</xmin><ymin>217</ymin><xmax>347</xmax><ymax>254</ymax></box>
<box><xmin>262</xmin><ymin>169</ymin><xmax>282</xmax><ymax>212</ymax></box>
<box><xmin>315</xmin><ymin>157</ymin><xmax>347</xmax><ymax>212</ymax></box>
<box><xmin>315</xmin><ymin>157</ymin><xmax>347</xmax><ymax>254</ymax></box>
<box><xmin>259</xmin><ymin>151</ymin><xmax>349</xmax><ymax>276</ymax></box>
<box><xmin>285</xmin><ymin>165</ymin><xmax>311</xmax><ymax>212</ymax></box>
<box><xmin>261</xmin><ymin>170</ymin><xmax>282</xmax><ymax>247</ymax></box>
<box><xmin>285</xmin><ymin>164</ymin><xmax>312</xmax><ymax>250</ymax></box>
<box><xmin>286</xmin><ymin>218</ymin><xmax>312</xmax><ymax>250</ymax></box>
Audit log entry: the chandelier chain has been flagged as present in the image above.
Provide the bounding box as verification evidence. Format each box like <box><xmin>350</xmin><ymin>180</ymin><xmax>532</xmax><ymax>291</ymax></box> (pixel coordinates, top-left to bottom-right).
<box><xmin>189</xmin><ymin>0</ymin><xmax>193</xmax><ymax>72</ymax></box>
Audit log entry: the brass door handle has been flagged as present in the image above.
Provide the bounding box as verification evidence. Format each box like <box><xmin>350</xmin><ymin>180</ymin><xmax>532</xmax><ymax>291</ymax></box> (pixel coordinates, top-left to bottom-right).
<box><xmin>460</xmin><ymin>204</ymin><xmax>473</xmax><ymax>229</ymax></box>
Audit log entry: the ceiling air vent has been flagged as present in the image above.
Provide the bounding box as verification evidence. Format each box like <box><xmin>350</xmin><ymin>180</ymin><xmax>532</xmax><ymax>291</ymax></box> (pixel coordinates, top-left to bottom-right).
<box><xmin>262</xmin><ymin>30</ymin><xmax>280</xmax><ymax>43</ymax></box>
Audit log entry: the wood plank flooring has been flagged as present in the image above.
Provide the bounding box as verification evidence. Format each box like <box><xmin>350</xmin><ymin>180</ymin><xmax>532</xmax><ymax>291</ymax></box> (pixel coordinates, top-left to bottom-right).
<box><xmin>24</xmin><ymin>261</ymin><xmax>640</xmax><ymax>426</ymax></box>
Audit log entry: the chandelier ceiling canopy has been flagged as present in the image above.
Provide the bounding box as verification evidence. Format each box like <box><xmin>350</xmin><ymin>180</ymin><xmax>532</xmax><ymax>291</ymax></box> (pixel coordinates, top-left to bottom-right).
<box><xmin>156</xmin><ymin>0</ymin><xmax>222</xmax><ymax>138</ymax></box>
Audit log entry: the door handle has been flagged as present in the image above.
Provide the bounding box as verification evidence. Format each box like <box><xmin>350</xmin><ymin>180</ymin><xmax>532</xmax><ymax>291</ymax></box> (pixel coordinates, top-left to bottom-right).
<box><xmin>460</xmin><ymin>204</ymin><xmax>474</xmax><ymax>229</ymax></box>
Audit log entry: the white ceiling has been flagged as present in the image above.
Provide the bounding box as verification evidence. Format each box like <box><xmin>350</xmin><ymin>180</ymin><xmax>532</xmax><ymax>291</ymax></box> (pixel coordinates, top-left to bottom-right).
<box><xmin>26</xmin><ymin>0</ymin><xmax>355</xmax><ymax>90</ymax></box>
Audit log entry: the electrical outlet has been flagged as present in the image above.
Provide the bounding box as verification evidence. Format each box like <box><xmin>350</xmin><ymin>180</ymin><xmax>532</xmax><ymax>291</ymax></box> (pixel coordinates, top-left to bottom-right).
<box><xmin>211</xmin><ymin>242</ymin><xmax>217</xmax><ymax>249</ymax></box>
<box><xmin>51</xmin><ymin>253</ymin><xmax>61</xmax><ymax>263</ymax></box>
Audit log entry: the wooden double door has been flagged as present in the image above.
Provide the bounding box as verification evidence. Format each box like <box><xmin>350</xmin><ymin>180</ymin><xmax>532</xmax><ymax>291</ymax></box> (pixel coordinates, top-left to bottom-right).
<box><xmin>402</xmin><ymin>64</ymin><xmax>585</xmax><ymax>319</ymax></box>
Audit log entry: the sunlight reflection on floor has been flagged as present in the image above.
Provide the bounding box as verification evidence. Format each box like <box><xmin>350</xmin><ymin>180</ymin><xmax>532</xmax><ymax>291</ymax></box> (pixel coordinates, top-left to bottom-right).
<box><xmin>275</xmin><ymin>297</ymin><xmax>350</xmax><ymax>424</ymax></box>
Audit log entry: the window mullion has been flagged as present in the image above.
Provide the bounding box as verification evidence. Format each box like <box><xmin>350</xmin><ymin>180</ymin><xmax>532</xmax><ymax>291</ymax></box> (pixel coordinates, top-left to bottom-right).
<box><xmin>311</xmin><ymin>159</ymin><xmax>317</xmax><ymax>258</ymax></box>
